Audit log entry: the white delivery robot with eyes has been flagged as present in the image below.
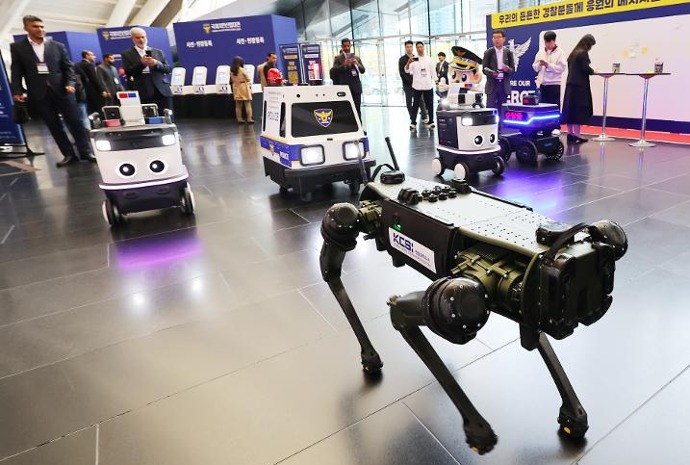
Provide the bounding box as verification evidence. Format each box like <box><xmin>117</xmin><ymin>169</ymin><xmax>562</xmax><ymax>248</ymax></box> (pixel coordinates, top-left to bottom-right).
<box><xmin>434</xmin><ymin>46</ymin><xmax>505</xmax><ymax>180</ymax></box>
<box><xmin>90</xmin><ymin>91</ymin><xmax>194</xmax><ymax>226</ymax></box>
<box><xmin>260</xmin><ymin>85</ymin><xmax>374</xmax><ymax>202</ymax></box>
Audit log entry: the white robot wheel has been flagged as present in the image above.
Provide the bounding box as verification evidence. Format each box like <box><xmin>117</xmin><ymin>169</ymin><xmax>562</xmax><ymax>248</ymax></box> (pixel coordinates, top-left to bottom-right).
<box><xmin>453</xmin><ymin>162</ymin><xmax>469</xmax><ymax>180</ymax></box>
<box><xmin>492</xmin><ymin>156</ymin><xmax>506</xmax><ymax>176</ymax></box>
<box><xmin>431</xmin><ymin>157</ymin><xmax>445</xmax><ymax>176</ymax></box>
<box><xmin>180</xmin><ymin>183</ymin><xmax>196</xmax><ymax>216</ymax></box>
<box><xmin>102</xmin><ymin>199</ymin><xmax>123</xmax><ymax>227</ymax></box>
<box><xmin>499</xmin><ymin>138</ymin><xmax>512</xmax><ymax>162</ymax></box>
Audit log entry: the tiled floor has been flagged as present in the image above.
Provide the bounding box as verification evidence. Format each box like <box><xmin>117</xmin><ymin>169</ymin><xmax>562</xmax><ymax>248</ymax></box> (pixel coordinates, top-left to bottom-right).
<box><xmin>1</xmin><ymin>106</ymin><xmax>689</xmax><ymax>464</ymax></box>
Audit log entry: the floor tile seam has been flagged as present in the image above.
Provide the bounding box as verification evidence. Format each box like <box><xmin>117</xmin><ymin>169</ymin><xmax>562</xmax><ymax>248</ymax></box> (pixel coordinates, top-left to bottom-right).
<box><xmin>270</xmin><ymin>397</ymin><xmax>439</xmax><ymax>465</ymax></box>
<box><xmin>296</xmin><ymin>288</ymin><xmax>339</xmax><ymax>333</ymax></box>
<box><xmin>0</xmin><ymin>262</ymin><xmax>111</xmax><ymax>294</ymax></box>
<box><xmin>0</xmin><ymin>283</ymin><xmax>297</xmax><ymax>382</ymax></box>
<box><xmin>572</xmin><ymin>361</ymin><xmax>690</xmax><ymax>465</ymax></box>
<box><xmin>402</xmin><ymin>402</ymin><xmax>463</xmax><ymax>465</ymax></box>
<box><xmin>0</xmin><ymin>424</ymin><xmax>95</xmax><ymax>463</ymax></box>
<box><xmin>0</xmin><ymin>225</ymin><xmax>14</xmax><ymax>245</ymax></box>
<box><xmin>0</xmin><ymin>193</ymin><xmax>7</xmax><ymax>203</ymax></box>
<box><xmin>619</xmin><ymin>197</ymin><xmax>690</xmax><ymax>227</ymax></box>
<box><xmin>0</xmin><ymin>269</ymin><xmax>226</xmax><ymax>330</ymax></box>
<box><xmin>641</xmin><ymin>185</ymin><xmax>690</xmax><ymax>199</ymax></box>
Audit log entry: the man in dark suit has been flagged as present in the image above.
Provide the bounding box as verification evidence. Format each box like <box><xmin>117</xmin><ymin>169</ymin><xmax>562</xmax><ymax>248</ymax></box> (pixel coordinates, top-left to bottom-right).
<box><xmin>482</xmin><ymin>29</ymin><xmax>515</xmax><ymax>115</ymax></box>
<box><xmin>75</xmin><ymin>50</ymin><xmax>108</xmax><ymax>116</ymax></box>
<box><xmin>96</xmin><ymin>53</ymin><xmax>124</xmax><ymax>106</ymax></box>
<box><xmin>436</xmin><ymin>52</ymin><xmax>449</xmax><ymax>85</ymax></box>
<box><xmin>331</xmin><ymin>38</ymin><xmax>365</xmax><ymax>120</ymax></box>
<box><xmin>121</xmin><ymin>27</ymin><xmax>173</xmax><ymax>112</ymax></box>
<box><xmin>11</xmin><ymin>15</ymin><xmax>95</xmax><ymax>166</ymax></box>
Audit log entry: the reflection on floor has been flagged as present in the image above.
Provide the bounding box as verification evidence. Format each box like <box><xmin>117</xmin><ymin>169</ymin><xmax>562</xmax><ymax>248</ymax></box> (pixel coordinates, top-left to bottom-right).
<box><xmin>1</xmin><ymin>106</ymin><xmax>690</xmax><ymax>465</ymax></box>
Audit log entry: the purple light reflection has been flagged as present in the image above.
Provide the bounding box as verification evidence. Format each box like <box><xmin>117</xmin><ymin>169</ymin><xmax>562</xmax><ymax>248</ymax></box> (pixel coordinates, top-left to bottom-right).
<box><xmin>114</xmin><ymin>230</ymin><xmax>203</xmax><ymax>271</ymax></box>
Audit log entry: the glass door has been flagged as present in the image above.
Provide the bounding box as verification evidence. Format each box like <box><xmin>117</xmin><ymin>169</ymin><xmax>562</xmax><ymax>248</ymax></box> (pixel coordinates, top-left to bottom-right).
<box><xmin>355</xmin><ymin>39</ymin><xmax>384</xmax><ymax>106</ymax></box>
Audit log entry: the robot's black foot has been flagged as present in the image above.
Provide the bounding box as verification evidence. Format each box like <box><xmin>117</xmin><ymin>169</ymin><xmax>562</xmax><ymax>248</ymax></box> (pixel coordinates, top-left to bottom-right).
<box><xmin>557</xmin><ymin>408</ymin><xmax>589</xmax><ymax>439</ymax></box>
<box><xmin>465</xmin><ymin>423</ymin><xmax>498</xmax><ymax>455</ymax></box>
<box><xmin>361</xmin><ymin>351</ymin><xmax>383</xmax><ymax>376</ymax></box>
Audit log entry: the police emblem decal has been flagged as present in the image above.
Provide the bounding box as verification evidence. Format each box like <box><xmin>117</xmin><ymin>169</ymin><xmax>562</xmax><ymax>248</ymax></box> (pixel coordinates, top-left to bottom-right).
<box><xmin>202</xmin><ymin>24</ymin><xmax>212</xmax><ymax>34</ymax></box>
<box><xmin>313</xmin><ymin>109</ymin><xmax>333</xmax><ymax>128</ymax></box>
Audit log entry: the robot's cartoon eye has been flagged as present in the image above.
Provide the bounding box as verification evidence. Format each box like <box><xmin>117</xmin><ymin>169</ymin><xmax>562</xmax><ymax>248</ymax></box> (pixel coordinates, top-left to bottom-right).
<box><xmin>489</xmin><ymin>134</ymin><xmax>496</xmax><ymax>144</ymax></box>
<box><xmin>474</xmin><ymin>135</ymin><xmax>484</xmax><ymax>146</ymax></box>
<box><xmin>149</xmin><ymin>160</ymin><xmax>166</xmax><ymax>173</ymax></box>
<box><xmin>118</xmin><ymin>163</ymin><xmax>136</xmax><ymax>177</ymax></box>
<box><xmin>461</xmin><ymin>74</ymin><xmax>468</xmax><ymax>82</ymax></box>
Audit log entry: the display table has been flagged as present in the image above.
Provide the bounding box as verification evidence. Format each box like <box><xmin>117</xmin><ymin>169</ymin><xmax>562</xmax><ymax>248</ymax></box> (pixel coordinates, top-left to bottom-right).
<box><xmin>173</xmin><ymin>92</ymin><xmax>263</xmax><ymax>120</ymax></box>
<box><xmin>592</xmin><ymin>72</ymin><xmax>623</xmax><ymax>142</ymax></box>
<box><xmin>625</xmin><ymin>72</ymin><xmax>671</xmax><ymax>148</ymax></box>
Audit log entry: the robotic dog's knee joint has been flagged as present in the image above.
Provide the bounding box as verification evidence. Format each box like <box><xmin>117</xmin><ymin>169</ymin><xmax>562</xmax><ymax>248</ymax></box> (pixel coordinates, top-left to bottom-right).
<box><xmin>321</xmin><ymin>203</ymin><xmax>361</xmax><ymax>251</ymax></box>
<box><xmin>588</xmin><ymin>220</ymin><xmax>628</xmax><ymax>260</ymax></box>
<box><xmin>390</xmin><ymin>277</ymin><xmax>489</xmax><ymax>345</ymax></box>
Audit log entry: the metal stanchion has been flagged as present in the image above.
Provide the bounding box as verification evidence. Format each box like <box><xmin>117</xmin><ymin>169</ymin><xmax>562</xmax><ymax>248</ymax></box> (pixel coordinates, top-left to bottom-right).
<box><xmin>592</xmin><ymin>73</ymin><xmax>618</xmax><ymax>142</ymax></box>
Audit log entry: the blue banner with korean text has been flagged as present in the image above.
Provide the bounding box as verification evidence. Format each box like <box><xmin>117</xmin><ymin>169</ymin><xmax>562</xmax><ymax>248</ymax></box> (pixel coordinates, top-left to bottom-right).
<box><xmin>173</xmin><ymin>15</ymin><xmax>297</xmax><ymax>85</ymax></box>
<box><xmin>279</xmin><ymin>43</ymin><xmax>302</xmax><ymax>85</ymax></box>
<box><xmin>0</xmin><ymin>50</ymin><xmax>25</xmax><ymax>146</ymax></box>
<box><xmin>300</xmin><ymin>43</ymin><xmax>323</xmax><ymax>83</ymax></box>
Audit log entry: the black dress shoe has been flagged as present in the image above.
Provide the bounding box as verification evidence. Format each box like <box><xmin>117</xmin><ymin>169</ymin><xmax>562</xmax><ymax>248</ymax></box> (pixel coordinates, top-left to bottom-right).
<box><xmin>574</xmin><ymin>136</ymin><xmax>589</xmax><ymax>144</ymax></box>
<box><xmin>82</xmin><ymin>154</ymin><xmax>97</xmax><ymax>162</ymax></box>
<box><xmin>56</xmin><ymin>156</ymin><xmax>77</xmax><ymax>167</ymax></box>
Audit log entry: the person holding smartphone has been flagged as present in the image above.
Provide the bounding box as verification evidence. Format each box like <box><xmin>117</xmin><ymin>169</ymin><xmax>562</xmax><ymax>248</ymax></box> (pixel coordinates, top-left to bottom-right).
<box><xmin>332</xmin><ymin>38</ymin><xmax>365</xmax><ymax>120</ymax></box>
<box><xmin>532</xmin><ymin>31</ymin><xmax>567</xmax><ymax>110</ymax></box>
<box><xmin>121</xmin><ymin>27</ymin><xmax>173</xmax><ymax>112</ymax></box>
<box><xmin>404</xmin><ymin>41</ymin><xmax>437</xmax><ymax>129</ymax></box>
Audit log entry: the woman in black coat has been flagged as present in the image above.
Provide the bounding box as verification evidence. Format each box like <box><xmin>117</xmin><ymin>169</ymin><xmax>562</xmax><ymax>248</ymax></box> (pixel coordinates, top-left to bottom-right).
<box><xmin>562</xmin><ymin>34</ymin><xmax>596</xmax><ymax>144</ymax></box>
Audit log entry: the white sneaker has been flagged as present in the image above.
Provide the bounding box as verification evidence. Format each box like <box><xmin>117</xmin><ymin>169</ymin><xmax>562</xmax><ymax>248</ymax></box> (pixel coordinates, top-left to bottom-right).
<box><xmin>422</xmin><ymin>117</ymin><xmax>429</xmax><ymax>124</ymax></box>
<box><xmin>409</xmin><ymin>123</ymin><xmax>417</xmax><ymax>131</ymax></box>
<box><xmin>427</xmin><ymin>122</ymin><xmax>436</xmax><ymax>128</ymax></box>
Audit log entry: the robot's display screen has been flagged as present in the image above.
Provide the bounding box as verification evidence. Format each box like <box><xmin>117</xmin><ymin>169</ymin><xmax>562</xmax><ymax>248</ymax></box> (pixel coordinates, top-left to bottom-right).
<box><xmin>504</xmin><ymin>111</ymin><xmax>527</xmax><ymax>121</ymax></box>
<box><xmin>291</xmin><ymin>101</ymin><xmax>359</xmax><ymax>137</ymax></box>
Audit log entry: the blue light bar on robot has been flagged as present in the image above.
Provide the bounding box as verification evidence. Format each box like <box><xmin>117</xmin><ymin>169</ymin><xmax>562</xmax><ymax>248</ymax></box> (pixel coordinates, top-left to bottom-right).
<box><xmin>503</xmin><ymin>114</ymin><xmax>561</xmax><ymax>126</ymax></box>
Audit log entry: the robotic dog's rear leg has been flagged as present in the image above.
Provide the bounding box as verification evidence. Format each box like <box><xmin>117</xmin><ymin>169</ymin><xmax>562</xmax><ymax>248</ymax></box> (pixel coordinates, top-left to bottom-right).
<box><xmin>521</xmin><ymin>327</ymin><xmax>589</xmax><ymax>439</ymax></box>
<box><xmin>320</xmin><ymin>203</ymin><xmax>383</xmax><ymax>375</ymax></box>
<box><xmin>389</xmin><ymin>282</ymin><xmax>498</xmax><ymax>454</ymax></box>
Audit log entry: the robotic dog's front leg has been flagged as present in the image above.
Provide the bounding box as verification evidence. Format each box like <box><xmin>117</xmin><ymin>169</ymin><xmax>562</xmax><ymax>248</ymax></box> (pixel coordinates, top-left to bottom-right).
<box><xmin>521</xmin><ymin>327</ymin><xmax>589</xmax><ymax>439</ymax></box>
<box><xmin>389</xmin><ymin>277</ymin><xmax>498</xmax><ymax>454</ymax></box>
<box><xmin>320</xmin><ymin>202</ymin><xmax>384</xmax><ymax>374</ymax></box>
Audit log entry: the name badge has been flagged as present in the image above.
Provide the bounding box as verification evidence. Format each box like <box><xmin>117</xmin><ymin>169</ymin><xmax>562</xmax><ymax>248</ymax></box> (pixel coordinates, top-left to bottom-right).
<box><xmin>421</xmin><ymin>68</ymin><xmax>427</xmax><ymax>77</ymax></box>
<box><xmin>351</xmin><ymin>68</ymin><xmax>358</xmax><ymax>77</ymax></box>
<box><xmin>37</xmin><ymin>63</ymin><xmax>49</xmax><ymax>74</ymax></box>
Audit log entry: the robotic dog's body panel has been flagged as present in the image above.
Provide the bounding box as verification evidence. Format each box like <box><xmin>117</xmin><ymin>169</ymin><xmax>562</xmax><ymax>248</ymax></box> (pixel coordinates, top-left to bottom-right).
<box><xmin>260</xmin><ymin>85</ymin><xmax>374</xmax><ymax>201</ymax></box>
<box><xmin>321</xmin><ymin>174</ymin><xmax>627</xmax><ymax>454</ymax></box>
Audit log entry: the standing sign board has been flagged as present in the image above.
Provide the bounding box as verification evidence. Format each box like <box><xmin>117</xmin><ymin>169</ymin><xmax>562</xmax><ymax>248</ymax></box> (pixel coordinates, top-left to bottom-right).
<box><xmin>0</xmin><ymin>50</ymin><xmax>25</xmax><ymax>146</ymax></box>
<box><xmin>300</xmin><ymin>43</ymin><xmax>323</xmax><ymax>84</ymax></box>
<box><xmin>279</xmin><ymin>43</ymin><xmax>302</xmax><ymax>85</ymax></box>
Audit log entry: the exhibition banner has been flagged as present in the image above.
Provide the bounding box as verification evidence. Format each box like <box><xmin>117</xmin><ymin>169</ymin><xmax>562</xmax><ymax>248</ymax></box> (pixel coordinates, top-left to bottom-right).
<box><xmin>491</xmin><ymin>0</ymin><xmax>689</xmax><ymax>28</ymax></box>
<box><xmin>300</xmin><ymin>43</ymin><xmax>323</xmax><ymax>83</ymax></box>
<box><xmin>173</xmin><ymin>15</ymin><xmax>297</xmax><ymax>84</ymax></box>
<box><xmin>280</xmin><ymin>43</ymin><xmax>302</xmax><ymax>85</ymax></box>
<box><xmin>486</xmin><ymin>0</ymin><xmax>690</xmax><ymax>132</ymax></box>
<box><xmin>0</xmin><ymin>50</ymin><xmax>25</xmax><ymax>146</ymax></box>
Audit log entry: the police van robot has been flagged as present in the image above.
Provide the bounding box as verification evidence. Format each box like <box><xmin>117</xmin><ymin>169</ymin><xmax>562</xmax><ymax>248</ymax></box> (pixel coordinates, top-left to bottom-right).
<box><xmin>260</xmin><ymin>85</ymin><xmax>374</xmax><ymax>202</ymax></box>
<box><xmin>433</xmin><ymin>46</ymin><xmax>505</xmax><ymax>180</ymax></box>
<box><xmin>90</xmin><ymin>91</ymin><xmax>194</xmax><ymax>226</ymax></box>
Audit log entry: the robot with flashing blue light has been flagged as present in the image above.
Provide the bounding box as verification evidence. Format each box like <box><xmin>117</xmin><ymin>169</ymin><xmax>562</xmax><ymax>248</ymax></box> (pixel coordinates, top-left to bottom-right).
<box><xmin>260</xmin><ymin>85</ymin><xmax>374</xmax><ymax>202</ymax></box>
<box><xmin>89</xmin><ymin>91</ymin><xmax>194</xmax><ymax>227</ymax></box>
<box><xmin>433</xmin><ymin>46</ymin><xmax>505</xmax><ymax>180</ymax></box>
<box><xmin>499</xmin><ymin>92</ymin><xmax>564</xmax><ymax>164</ymax></box>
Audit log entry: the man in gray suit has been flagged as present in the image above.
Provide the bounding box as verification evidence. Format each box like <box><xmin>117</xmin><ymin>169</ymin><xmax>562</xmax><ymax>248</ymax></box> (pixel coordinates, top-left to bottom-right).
<box><xmin>482</xmin><ymin>29</ymin><xmax>515</xmax><ymax>115</ymax></box>
<box><xmin>11</xmin><ymin>15</ymin><xmax>94</xmax><ymax>166</ymax></box>
<box><xmin>97</xmin><ymin>53</ymin><xmax>124</xmax><ymax>106</ymax></box>
<box><xmin>121</xmin><ymin>27</ymin><xmax>173</xmax><ymax>112</ymax></box>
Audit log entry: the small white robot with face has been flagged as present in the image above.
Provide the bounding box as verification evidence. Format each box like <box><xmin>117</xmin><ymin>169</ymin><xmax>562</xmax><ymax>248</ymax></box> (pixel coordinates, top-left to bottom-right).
<box><xmin>434</xmin><ymin>46</ymin><xmax>505</xmax><ymax>180</ymax></box>
<box><xmin>90</xmin><ymin>91</ymin><xmax>194</xmax><ymax>226</ymax></box>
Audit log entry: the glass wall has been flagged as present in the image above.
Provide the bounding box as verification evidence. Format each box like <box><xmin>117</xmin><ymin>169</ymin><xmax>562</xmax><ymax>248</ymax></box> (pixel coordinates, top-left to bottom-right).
<box><xmin>274</xmin><ymin>0</ymin><xmax>557</xmax><ymax>106</ymax></box>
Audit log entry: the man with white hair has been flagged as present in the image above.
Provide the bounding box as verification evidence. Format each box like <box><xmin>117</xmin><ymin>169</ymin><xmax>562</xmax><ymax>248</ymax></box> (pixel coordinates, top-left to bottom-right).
<box><xmin>120</xmin><ymin>27</ymin><xmax>173</xmax><ymax>112</ymax></box>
